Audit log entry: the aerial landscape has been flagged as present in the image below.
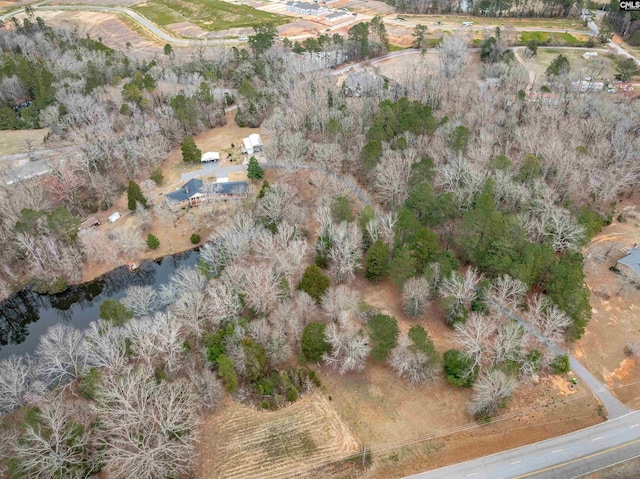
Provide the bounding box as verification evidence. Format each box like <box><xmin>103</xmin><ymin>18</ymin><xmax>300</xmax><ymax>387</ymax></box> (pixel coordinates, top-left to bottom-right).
<box><xmin>0</xmin><ymin>0</ymin><xmax>639</xmax><ymax>477</ymax></box>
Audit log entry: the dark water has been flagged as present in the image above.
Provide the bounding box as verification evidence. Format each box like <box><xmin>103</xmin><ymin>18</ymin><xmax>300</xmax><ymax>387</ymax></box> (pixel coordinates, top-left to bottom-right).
<box><xmin>0</xmin><ymin>250</ymin><xmax>199</xmax><ymax>359</ymax></box>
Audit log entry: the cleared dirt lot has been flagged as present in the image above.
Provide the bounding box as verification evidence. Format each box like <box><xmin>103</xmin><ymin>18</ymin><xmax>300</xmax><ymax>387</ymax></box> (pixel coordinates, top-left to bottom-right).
<box><xmin>24</xmin><ymin>10</ymin><xmax>164</xmax><ymax>55</ymax></box>
<box><xmin>572</xmin><ymin>196</ymin><xmax>640</xmax><ymax>410</ymax></box>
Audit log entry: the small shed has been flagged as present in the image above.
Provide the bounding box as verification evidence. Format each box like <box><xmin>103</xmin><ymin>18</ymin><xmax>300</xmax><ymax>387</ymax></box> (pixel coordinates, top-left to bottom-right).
<box><xmin>583</xmin><ymin>52</ymin><xmax>598</xmax><ymax>59</ymax></box>
<box><xmin>618</xmin><ymin>247</ymin><xmax>640</xmax><ymax>278</ymax></box>
<box><xmin>201</xmin><ymin>152</ymin><xmax>220</xmax><ymax>163</ymax></box>
<box><xmin>108</xmin><ymin>212</ymin><xmax>121</xmax><ymax>223</ymax></box>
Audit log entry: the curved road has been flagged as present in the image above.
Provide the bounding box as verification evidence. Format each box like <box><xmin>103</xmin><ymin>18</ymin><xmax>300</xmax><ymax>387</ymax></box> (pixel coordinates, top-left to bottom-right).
<box><xmin>405</xmin><ymin>411</ymin><xmax>640</xmax><ymax>479</ymax></box>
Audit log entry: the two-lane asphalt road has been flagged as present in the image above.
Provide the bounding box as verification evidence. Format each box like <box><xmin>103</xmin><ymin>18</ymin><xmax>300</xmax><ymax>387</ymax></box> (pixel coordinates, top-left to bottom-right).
<box><xmin>405</xmin><ymin>411</ymin><xmax>640</xmax><ymax>479</ymax></box>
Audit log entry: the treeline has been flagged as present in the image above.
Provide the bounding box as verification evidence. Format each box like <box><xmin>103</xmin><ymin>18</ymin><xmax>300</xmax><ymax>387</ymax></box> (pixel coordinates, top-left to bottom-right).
<box><xmin>606</xmin><ymin>0</ymin><xmax>640</xmax><ymax>46</ymax></box>
<box><xmin>387</xmin><ymin>0</ymin><xmax>580</xmax><ymax>17</ymax></box>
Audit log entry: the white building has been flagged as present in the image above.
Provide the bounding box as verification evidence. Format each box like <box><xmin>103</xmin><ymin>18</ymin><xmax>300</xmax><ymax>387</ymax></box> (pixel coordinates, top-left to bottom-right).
<box><xmin>326</xmin><ymin>11</ymin><xmax>350</xmax><ymax>21</ymax></box>
<box><xmin>242</xmin><ymin>133</ymin><xmax>264</xmax><ymax>155</ymax></box>
<box><xmin>108</xmin><ymin>212</ymin><xmax>121</xmax><ymax>223</ymax></box>
<box><xmin>583</xmin><ymin>51</ymin><xmax>598</xmax><ymax>59</ymax></box>
<box><xmin>286</xmin><ymin>1</ymin><xmax>329</xmax><ymax>15</ymax></box>
<box><xmin>201</xmin><ymin>151</ymin><xmax>220</xmax><ymax>163</ymax></box>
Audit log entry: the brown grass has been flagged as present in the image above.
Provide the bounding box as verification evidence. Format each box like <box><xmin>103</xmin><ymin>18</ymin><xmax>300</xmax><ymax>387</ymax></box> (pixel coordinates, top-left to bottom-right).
<box><xmin>573</xmin><ymin>191</ymin><xmax>640</xmax><ymax>409</ymax></box>
<box><xmin>0</xmin><ymin>128</ymin><xmax>48</xmax><ymax>156</ymax></box>
<box><xmin>195</xmin><ymin>393</ymin><xmax>361</xmax><ymax>479</ymax></box>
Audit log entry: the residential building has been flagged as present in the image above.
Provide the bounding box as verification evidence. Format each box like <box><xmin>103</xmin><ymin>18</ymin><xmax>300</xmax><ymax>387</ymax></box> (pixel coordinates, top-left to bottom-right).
<box><xmin>241</xmin><ymin>133</ymin><xmax>263</xmax><ymax>155</ymax></box>
<box><xmin>165</xmin><ymin>178</ymin><xmax>248</xmax><ymax>207</ymax></box>
<box><xmin>286</xmin><ymin>1</ymin><xmax>329</xmax><ymax>15</ymax></box>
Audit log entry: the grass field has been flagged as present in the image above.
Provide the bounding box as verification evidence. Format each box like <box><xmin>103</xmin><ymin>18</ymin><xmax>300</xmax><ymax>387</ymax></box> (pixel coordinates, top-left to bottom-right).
<box><xmin>410</xmin><ymin>14</ymin><xmax>586</xmax><ymax>30</ymax></box>
<box><xmin>132</xmin><ymin>0</ymin><xmax>289</xmax><ymax>31</ymax></box>
<box><xmin>519</xmin><ymin>31</ymin><xmax>589</xmax><ymax>46</ymax></box>
<box><xmin>528</xmin><ymin>48</ymin><xmax>619</xmax><ymax>80</ymax></box>
<box><xmin>0</xmin><ymin>128</ymin><xmax>48</xmax><ymax>156</ymax></box>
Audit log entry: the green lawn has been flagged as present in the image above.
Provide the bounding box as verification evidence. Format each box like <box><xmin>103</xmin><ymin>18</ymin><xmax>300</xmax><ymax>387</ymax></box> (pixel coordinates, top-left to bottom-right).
<box><xmin>132</xmin><ymin>0</ymin><xmax>289</xmax><ymax>31</ymax></box>
<box><xmin>410</xmin><ymin>14</ymin><xmax>586</xmax><ymax>30</ymax></box>
<box><xmin>529</xmin><ymin>48</ymin><xmax>619</xmax><ymax>80</ymax></box>
<box><xmin>519</xmin><ymin>31</ymin><xmax>589</xmax><ymax>46</ymax></box>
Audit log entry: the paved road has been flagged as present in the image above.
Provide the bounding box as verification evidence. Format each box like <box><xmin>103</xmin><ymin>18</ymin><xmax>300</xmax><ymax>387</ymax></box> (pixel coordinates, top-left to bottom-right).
<box><xmin>179</xmin><ymin>163</ymin><xmax>247</xmax><ymax>182</ymax></box>
<box><xmin>405</xmin><ymin>411</ymin><xmax>640</xmax><ymax>479</ymax></box>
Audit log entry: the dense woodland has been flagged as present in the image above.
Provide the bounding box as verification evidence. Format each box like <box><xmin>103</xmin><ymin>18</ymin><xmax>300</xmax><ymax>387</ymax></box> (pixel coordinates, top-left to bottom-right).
<box><xmin>0</xmin><ymin>10</ymin><xmax>639</xmax><ymax>479</ymax></box>
<box><xmin>386</xmin><ymin>0</ymin><xmax>584</xmax><ymax>16</ymax></box>
<box><xmin>606</xmin><ymin>0</ymin><xmax>640</xmax><ymax>46</ymax></box>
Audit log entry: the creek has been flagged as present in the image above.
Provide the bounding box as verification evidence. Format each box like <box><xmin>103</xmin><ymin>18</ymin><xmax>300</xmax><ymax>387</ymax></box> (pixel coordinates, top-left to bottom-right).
<box><xmin>0</xmin><ymin>249</ymin><xmax>199</xmax><ymax>359</ymax></box>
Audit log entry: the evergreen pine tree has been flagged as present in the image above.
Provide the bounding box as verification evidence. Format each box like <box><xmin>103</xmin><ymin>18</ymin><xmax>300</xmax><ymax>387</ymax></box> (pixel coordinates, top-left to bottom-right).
<box><xmin>181</xmin><ymin>136</ymin><xmax>202</xmax><ymax>163</ymax></box>
<box><xmin>127</xmin><ymin>180</ymin><xmax>147</xmax><ymax>211</ymax></box>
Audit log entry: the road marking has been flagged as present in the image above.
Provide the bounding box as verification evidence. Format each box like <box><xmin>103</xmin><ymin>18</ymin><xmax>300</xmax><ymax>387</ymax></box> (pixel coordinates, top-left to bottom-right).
<box><xmin>513</xmin><ymin>437</ymin><xmax>640</xmax><ymax>478</ymax></box>
<box><xmin>465</xmin><ymin>474</ymin><xmax>478</xmax><ymax>477</ymax></box>
<box><xmin>510</xmin><ymin>460</ymin><xmax>522</xmax><ymax>465</ymax></box>
<box><xmin>592</xmin><ymin>437</ymin><xmax>603</xmax><ymax>441</ymax></box>
<box><xmin>630</xmin><ymin>424</ymin><xmax>639</xmax><ymax>429</ymax></box>
<box><xmin>552</xmin><ymin>449</ymin><xmax>563</xmax><ymax>453</ymax></box>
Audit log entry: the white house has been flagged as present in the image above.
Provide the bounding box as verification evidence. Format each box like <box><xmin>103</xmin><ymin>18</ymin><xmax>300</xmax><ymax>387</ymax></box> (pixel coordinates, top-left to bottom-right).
<box><xmin>286</xmin><ymin>1</ymin><xmax>329</xmax><ymax>15</ymax></box>
<box><xmin>201</xmin><ymin>151</ymin><xmax>220</xmax><ymax>163</ymax></box>
<box><xmin>241</xmin><ymin>133</ymin><xmax>264</xmax><ymax>155</ymax></box>
<box><xmin>326</xmin><ymin>11</ymin><xmax>350</xmax><ymax>21</ymax></box>
<box><xmin>108</xmin><ymin>212</ymin><xmax>121</xmax><ymax>223</ymax></box>
<box><xmin>583</xmin><ymin>52</ymin><xmax>598</xmax><ymax>59</ymax></box>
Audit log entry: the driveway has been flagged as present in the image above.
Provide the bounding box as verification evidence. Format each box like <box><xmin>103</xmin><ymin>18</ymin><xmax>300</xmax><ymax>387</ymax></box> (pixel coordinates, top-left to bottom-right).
<box><xmin>179</xmin><ymin>163</ymin><xmax>247</xmax><ymax>183</ymax></box>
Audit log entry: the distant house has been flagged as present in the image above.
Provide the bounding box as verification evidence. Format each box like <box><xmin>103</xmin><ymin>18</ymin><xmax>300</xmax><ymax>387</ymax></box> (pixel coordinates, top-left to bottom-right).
<box><xmin>201</xmin><ymin>152</ymin><xmax>220</xmax><ymax>163</ymax></box>
<box><xmin>572</xmin><ymin>80</ymin><xmax>605</xmax><ymax>93</ymax></box>
<box><xmin>326</xmin><ymin>11</ymin><xmax>350</xmax><ymax>21</ymax></box>
<box><xmin>618</xmin><ymin>247</ymin><xmax>640</xmax><ymax>278</ymax></box>
<box><xmin>583</xmin><ymin>52</ymin><xmax>598</xmax><ymax>59</ymax></box>
<box><xmin>241</xmin><ymin>133</ymin><xmax>263</xmax><ymax>156</ymax></box>
<box><xmin>286</xmin><ymin>1</ymin><xmax>328</xmax><ymax>15</ymax></box>
<box><xmin>165</xmin><ymin>178</ymin><xmax>248</xmax><ymax>207</ymax></box>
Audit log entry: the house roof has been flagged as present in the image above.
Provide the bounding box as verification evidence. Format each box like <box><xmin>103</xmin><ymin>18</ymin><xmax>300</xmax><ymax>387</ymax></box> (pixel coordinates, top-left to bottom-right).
<box><xmin>165</xmin><ymin>179</ymin><xmax>247</xmax><ymax>202</ymax></box>
<box><xmin>217</xmin><ymin>181</ymin><xmax>248</xmax><ymax>195</ymax></box>
<box><xmin>618</xmin><ymin>247</ymin><xmax>640</xmax><ymax>277</ymax></box>
<box><xmin>326</xmin><ymin>11</ymin><xmax>348</xmax><ymax>19</ymax></box>
<box><xmin>249</xmin><ymin>133</ymin><xmax>262</xmax><ymax>146</ymax></box>
<box><xmin>165</xmin><ymin>178</ymin><xmax>203</xmax><ymax>202</ymax></box>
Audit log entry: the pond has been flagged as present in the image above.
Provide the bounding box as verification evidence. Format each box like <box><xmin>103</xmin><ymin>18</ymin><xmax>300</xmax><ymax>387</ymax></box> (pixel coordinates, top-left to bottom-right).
<box><xmin>0</xmin><ymin>249</ymin><xmax>200</xmax><ymax>359</ymax></box>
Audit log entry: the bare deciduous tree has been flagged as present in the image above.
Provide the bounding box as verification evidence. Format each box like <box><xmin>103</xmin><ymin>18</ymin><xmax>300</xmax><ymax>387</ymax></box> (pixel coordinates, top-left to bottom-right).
<box><xmin>0</xmin><ymin>355</ymin><xmax>46</xmax><ymax>414</ymax></box>
<box><xmin>490</xmin><ymin>275</ymin><xmax>528</xmax><ymax>310</ymax></box>
<box><xmin>388</xmin><ymin>336</ymin><xmax>438</xmax><ymax>385</ymax></box>
<box><xmin>468</xmin><ymin>369</ymin><xmax>518</xmax><ymax>419</ymax></box>
<box><xmin>526</xmin><ymin>294</ymin><xmax>572</xmax><ymax>344</ymax></box>
<box><xmin>402</xmin><ymin>277</ymin><xmax>431</xmax><ymax>317</ymax></box>
<box><xmin>12</xmin><ymin>399</ymin><xmax>99</xmax><ymax>479</ymax></box>
<box><xmin>439</xmin><ymin>32</ymin><xmax>468</xmax><ymax>79</ymax></box>
<box><xmin>453</xmin><ymin>313</ymin><xmax>494</xmax><ymax>374</ymax></box>
<box><xmin>121</xmin><ymin>285</ymin><xmax>158</xmax><ymax>317</ymax></box>
<box><xmin>321</xmin><ymin>284</ymin><xmax>360</xmax><ymax>323</ymax></box>
<box><xmin>327</xmin><ymin>221</ymin><xmax>363</xmax><ymax>284</ymax></box>
<box><xmin>94</xmin><ymin>367</ymin><xmax>199</xmax><ymax>479</ymax></box>
<box><xmin>323</xmin><ymin>323</ymin><xmax>370</xmax><ymax>374</ymax></box>
<box><xmin>36</xmin><ymin>324</ymin><xmax>89</xmax><ymax>388</ymax></box>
